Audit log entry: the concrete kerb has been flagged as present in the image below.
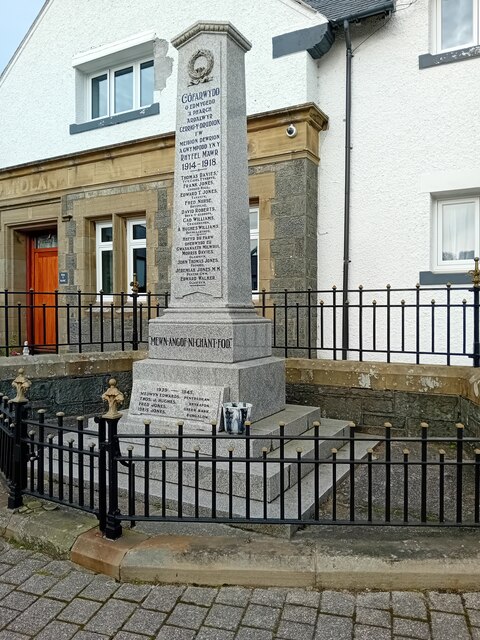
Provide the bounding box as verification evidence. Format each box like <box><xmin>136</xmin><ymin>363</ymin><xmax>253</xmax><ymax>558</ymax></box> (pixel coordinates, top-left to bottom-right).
<box><xmin>2</xmin><ymin>496</ymin><xmax>480</xmax><ymax>590</ymax></box>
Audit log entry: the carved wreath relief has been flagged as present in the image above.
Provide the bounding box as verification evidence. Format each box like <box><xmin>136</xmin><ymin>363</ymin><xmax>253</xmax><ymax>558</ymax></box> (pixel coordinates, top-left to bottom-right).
<box><xmin>188</xmin><ymin>49</ymin><xmax>214</xmax><ymax>85</ymax></box>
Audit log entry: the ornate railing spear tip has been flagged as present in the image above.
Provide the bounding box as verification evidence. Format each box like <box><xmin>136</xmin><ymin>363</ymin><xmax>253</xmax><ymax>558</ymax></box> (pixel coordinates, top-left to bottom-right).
<box><xmin>102</xmin><ymin>378</ymin><xmax>124</xmax><ymax>419</ymax></box>
<box><xmin>12</xmin><ymin>368</ymin><xmax>31</xmax><ymax>403</ymax></box>
<box><xmin>469</xmin><ymin>257</ymin><xmax>480</xmax><ymax>287</ymax></box>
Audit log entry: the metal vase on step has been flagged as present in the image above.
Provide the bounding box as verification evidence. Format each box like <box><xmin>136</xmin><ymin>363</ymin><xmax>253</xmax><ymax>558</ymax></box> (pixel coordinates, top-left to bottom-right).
<box><xmin>223</xmin><ymin>402</ymin><xmax>252</xmax><ymax>435</ymax></box>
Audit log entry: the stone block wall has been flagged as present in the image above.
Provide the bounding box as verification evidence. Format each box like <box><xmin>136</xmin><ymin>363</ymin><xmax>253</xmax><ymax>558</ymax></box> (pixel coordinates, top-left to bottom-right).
<box><xmin>0</xmin><ymin>352</ymin><xmax>144</xmax><ymax>421</ymax></box>
<box><xmin>4</xmin><ymin>353</ymin><xmax>478</xmax><ymax>437</ymax></box>
<box><xmin>249</xmin><ymin>157</ymin><xmax>318</xmax><ymax>359</ymax></box>
<box><xmin>286</xmin><ymin>359</ymin><xmax>480</xmax><ymax>437</ymax></box>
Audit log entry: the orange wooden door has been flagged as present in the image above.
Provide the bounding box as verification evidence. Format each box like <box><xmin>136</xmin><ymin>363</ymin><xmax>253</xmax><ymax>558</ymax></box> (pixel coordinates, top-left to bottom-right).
<box><xmin>28</xmin><ymin>237</ymin><xmax>58</xmax><ymax>351</ymax></box>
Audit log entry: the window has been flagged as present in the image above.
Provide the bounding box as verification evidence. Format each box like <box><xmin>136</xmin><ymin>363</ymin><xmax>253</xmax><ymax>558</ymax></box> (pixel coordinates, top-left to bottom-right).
<box><xmin>437</xmin><ymin>0</ymin><xmax>478</xmax><ymax>52</ymax></box>
<box><xmin>96</xmin><ymin>222</ymin><xmax>113</xmax><ymax>293</ymax></box>
<box><xmin>250</xmin><ymin>207</ymin><xmax>259</xmax><ymax>292</ymax></box>
<box><xmin>127</xmin><ymin>220</ymin><xmax>147</xmax><ymax>293</ymax></box>
<box><xmin>434</xmin><ymin>198</ymin><xmax>479</xmax><ymax>271</ymax></box>
<box><xmin>90</xmin><ymin>59</ymin><xmax>154</xmax><ymax>120</ymax></box>
<box><xmin>95</xmin><ymin>219</ymin><xmax>147</xmax><ymax>294</ymax></box>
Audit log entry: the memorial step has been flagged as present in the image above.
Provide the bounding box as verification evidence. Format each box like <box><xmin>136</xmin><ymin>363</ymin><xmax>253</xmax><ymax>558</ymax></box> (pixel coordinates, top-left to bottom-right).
<box><xmin>94</xmin><ymin>404</ymin><xmax>323</xmax><ymax>457</ymax></box>
<box><xmin>116</xmin><ymin>420</ymin><xmax>350</xmax><ymax>503</ymax></box>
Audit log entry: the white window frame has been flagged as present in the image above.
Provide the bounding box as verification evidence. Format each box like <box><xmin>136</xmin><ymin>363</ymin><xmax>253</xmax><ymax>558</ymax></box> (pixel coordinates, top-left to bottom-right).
<box><xmin>95</xmin><ymin>221</ymin><xmax>113</xmax><ymax>294</ymax></box>
<box><xmin>436</xmin><ymin>0</ymin><xmax>479</xmax><ymax>53</ymax></box>
<box><xmin>88</xmin><ymin>57</ymin><xmax>154</xmax><ymax>121</ymax></box>
<box><xmin>250</xmin><ymin>206</ymin><xmax>259</xmax><ymax>293</ymax></box>
<box><xmin>433</xmin><ymin>197</ymin><xmax>480</xmax><ymax>272</ymax></box>
<box><xmin>127</xmin><ymin>219</ymin><xmax>147</xmax><ymax>294</ymax></box>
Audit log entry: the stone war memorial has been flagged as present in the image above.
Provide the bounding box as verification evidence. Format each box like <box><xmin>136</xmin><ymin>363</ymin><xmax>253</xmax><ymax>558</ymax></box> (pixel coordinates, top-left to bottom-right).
<box><xmin>121</xmin><ymin>21</ymin><xmax>350</xmax><ymax>522</ymax></box>
<box><xmin>129</xmin><ymin>21</ymin><xmax>285</xmax><ymax>430</ymax></box>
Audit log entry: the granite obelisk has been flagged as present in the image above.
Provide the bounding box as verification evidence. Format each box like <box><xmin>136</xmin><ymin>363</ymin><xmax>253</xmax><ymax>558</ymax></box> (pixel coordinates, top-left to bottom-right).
<box><xmin>129</xmin><ymin>22</ymin><xmax>285</xmax><ymax>429</ymax></box>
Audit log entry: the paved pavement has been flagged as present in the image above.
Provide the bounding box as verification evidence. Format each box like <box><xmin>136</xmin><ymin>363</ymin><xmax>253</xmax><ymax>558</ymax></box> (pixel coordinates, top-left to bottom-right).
<box><xmin>0</xmin><ymin>539</ymin><xmax>478</xmax><ymax>640</ymax></box>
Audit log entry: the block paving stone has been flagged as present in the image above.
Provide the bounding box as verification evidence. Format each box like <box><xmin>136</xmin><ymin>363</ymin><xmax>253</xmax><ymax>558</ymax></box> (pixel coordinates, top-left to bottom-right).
<box><xmin>215</xmin><ymin>586</ymin><xmax>251</xmax><ymax>607</ymax></box>
<box><xmin>242</xmin><ymin>603</ymin><xmax>281</xmax><ymax>629</ymax></box>
<box><xmin>393</xmin><ymin>616</ymin><xmax>431</xmax><ymax>639</ymax></box>
<box><xmin>165</xmin><ymin>602</ymin><xmax>208</xmax><ymax>630</ymax></box>
<box><xmin>356</xmin><ymin>605</ymin><xmax>391</xmax><ymax>628</ymax></box>
<box><xmin>236</xmin><ymin>628</ymin><xmax>273</xmax><ymax>640</ymax></box>
<box><xmin>203</xmin><ymin>603</ymin><xmax>244</xmax><ymax>630</ymax></box>
<box><xmin>84</xmin><ymin>599</ymin><xmax>137</xmax><ymax>635</ymax></box>
<box><xmin>428</xmin><ymin>592</ymin><xmax>464</xmax><ymax>614</ymax></box>
<box><xmin>1</xmin><ymin>541</ymin><xmax>480</xmax><ymax>639</ymax></box>
<box><xmin>122</xmin><ymin>607</ymin><xmax>166</xmax><ymax>635</ymax></box>
<box><xmin>58</xmin><ymin>597</ymin><xmax>103</xmax><ymax>624</ymax></box>
<box><xmin>181</xmin><ymin>586</ymin><xmax>219</xmax><ymax>607</ymax></box>
<box><xmin>196</xmin><ymin>628</ymin><xmax>236</xmax><ymax>640</ymax></box>
<box><xmin>7</xmin><ymin>597</ymin><xmax>66</xmax><ymax>635</ymax></box>
<box><xmin>282</xmin><ymin>603</ymin><xmax>318</xmax><ymax>625</ymax></box>
<box><xmin>392</xmin><ymin>591</ymin><xmax>428</xmax><ymax>620</ymax></box>
<box><xmin>276</xmin><ymin>619</ymin><xmax>315</xmax><ymax>639</ymax></box>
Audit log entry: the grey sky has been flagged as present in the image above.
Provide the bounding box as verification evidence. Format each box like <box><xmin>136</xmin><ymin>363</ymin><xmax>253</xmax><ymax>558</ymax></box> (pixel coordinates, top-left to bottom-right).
<box><xmin>0</xmin><ymin>0</ymin><xmax>45</xmax><ymax>73</ymax></box>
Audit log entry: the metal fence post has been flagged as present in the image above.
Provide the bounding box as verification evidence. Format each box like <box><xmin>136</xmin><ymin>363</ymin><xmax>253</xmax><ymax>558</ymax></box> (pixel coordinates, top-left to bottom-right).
<box><xmin>105</xmin><ymin>415</ymin><xmax>122</xmax><ymax>540</ymax></box>
<box><xmin>469</xmin><ymin>258</ymin><xmax>480</xmax><ymax>367</ymax></box>
<box><xmin>101</xmin><ymin>378</ymin><xmax>124</xmax><ymax>540</ymax></box>
<box><xmin>130</xmin><ymin>273</ymin><xmax>139</xmax><ymax>351</ymax></box>
<box><xmin>95</xmin><ymin>416</ymin><xmax>107</xmax><ymax>533</ymax></box>
<box><xmin>8</xmin><ymin>369</ymin><xmax>31</xmax><ymax>509</ymax></box>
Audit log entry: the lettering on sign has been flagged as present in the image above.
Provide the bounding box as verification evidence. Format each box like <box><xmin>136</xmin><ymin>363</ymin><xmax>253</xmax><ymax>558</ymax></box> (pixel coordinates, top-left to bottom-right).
<box><xmin>173</xmin><ymin>62</ymin><xmax>222</xmax><ymax>298</ymax></box>
<box><xmin>130</xmin><ymin>381</ymin><xmax>226</xmax><ymax>426</ymax></box>
<box><xmin>150</xmin><ymin>336</ymin><xmax>232</xmax><ymax>349</ymax></box>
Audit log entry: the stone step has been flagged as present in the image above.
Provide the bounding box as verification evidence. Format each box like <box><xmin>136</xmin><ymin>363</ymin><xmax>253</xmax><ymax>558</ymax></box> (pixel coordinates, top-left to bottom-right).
<box><xmin>52</xmin><ymin>415</ymin><xmax>351</xmax><ymax>502</ymax></box>
<box><xmin>120</xmin><ymin>421</ymin><xmax>349</xmax><ymax>502</ymax></box>
<box><xmin>114</xmin><ymin>404</ymin><xmax>324</xmax><ymax>457</ymax></box>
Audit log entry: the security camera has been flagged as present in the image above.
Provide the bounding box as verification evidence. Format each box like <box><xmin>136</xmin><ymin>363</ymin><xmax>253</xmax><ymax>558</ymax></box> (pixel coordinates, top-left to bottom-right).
<box><xmin>286</xmin><ymin>124</ymin><xmax>297</xmax><ymax>138</ymax></box>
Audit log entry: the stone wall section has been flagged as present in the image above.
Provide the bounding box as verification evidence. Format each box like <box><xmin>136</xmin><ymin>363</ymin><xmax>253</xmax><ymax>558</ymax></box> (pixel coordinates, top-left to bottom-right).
<box><xmin>249</xmin><ymin>157</ymin><xmax>319</xmax><ymax>358</ymax></box>
<box><xmin>2</xmin><ymin>354</ymin><xmax>480</xmax><ymax>437</ymax></box>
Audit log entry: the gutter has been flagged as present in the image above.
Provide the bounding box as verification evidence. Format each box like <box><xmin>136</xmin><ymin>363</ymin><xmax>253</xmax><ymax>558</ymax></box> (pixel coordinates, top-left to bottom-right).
<box><xmin>331</xmin><ymin>1</ymin><xmax>395</xmax><ymax>25</ymax></box>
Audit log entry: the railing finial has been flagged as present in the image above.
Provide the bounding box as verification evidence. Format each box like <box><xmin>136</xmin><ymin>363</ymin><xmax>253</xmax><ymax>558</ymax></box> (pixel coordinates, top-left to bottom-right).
<box><xmin>12</xmin><ymin>368</ymin><xmax>31</xmax><ymax>403</ymax></box>
<box><xmin>469</xmin><ymin>257</ymin><xmax>480</xmax><ymax>287</ymax></box>
<box><xmin>130</xmin><ymin>272</ymin><xmax>139</xmax><ymax>294</ymax></box>
<box><xmin>102</xmin><ymin>378</ymin><xmax>124</xmax><ymax>419</ymax></box>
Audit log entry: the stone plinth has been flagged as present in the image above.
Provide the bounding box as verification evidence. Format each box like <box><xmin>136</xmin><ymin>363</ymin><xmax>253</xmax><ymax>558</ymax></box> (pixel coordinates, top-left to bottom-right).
<box><xmin>132</xmin><ymin>356</ymin><xmax>285</xmax><ymax>425</ymax></box>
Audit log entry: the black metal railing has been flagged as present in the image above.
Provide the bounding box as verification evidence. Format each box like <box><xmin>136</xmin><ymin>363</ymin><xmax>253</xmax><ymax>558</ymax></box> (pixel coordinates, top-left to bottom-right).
<box><xmin>2</xmin><ymin>381</ymin><xmax>480</xmax><ymax>540</ymax></box>
<box><xmin>0</xmin><ymin>289</ymin><xmax>169</xmax><ymax>356</ymax></box>
<box><xmin>1</xmin><ymin>274</ymin><xmax>479</xmax><ymax>366</ymax></box>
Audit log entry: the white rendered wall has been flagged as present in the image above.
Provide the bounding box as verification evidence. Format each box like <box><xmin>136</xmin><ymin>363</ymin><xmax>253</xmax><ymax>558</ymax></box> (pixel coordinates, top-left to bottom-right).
<box><xmin>0</xmin><ymin>0</ymin><xmax>325</xmax><ymax>168</ymax></box>
<box><xmin>315</xmin><ymin>0</ymin><xmax>480</xmax><ymax>364</ymax></box>
<box><xmin>316</xmin><ymin>0</ymin><xmax>480</xmax><ymax>290</ymax></box>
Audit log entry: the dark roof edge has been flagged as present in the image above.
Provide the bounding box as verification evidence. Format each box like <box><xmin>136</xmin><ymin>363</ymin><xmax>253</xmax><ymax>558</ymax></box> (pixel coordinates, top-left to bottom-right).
<box><xmin>272</xmin><ymin>23</ymin><xmax>335</xmax><ymax>60</ymax></box>
<box><xmin>330</xmin><ymin>0</ymin><xmax>396</xmax><ymax>25</ymax></box>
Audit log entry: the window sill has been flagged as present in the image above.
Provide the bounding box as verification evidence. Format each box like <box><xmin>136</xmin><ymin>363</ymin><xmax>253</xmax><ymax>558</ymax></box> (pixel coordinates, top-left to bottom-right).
<box><xmin>419</xmin><ymin>271</ymin><xmax>472</xmax><ymax>285</ymax></box>
<box><xmin>419</xmin><ymin>45</ymin><xmax>480</xmax><ymax>69</ymax></box>
<box><xmin>69</xmin><ymin>103</ymin><xmax>159</xmax><ymax>135</ymax></box>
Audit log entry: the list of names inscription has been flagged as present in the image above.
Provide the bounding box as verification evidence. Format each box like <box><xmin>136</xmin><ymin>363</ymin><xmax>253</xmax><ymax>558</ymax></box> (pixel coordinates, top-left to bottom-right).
<box><xmin>130</xmin><ymin>381</ymin><xmax>225</xmax><ymax>425</ymax></box>
<box><xmin>175</xmin><ymin>76</ymin><xmax>222</xmax><ymax>298</ymax></box>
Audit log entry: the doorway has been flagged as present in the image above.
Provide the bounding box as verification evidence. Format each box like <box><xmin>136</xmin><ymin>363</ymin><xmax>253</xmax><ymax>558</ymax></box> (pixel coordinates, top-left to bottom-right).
<box><xmin>27</xmin><ymin>231</ymin><xmax>58</xmax><ymax>352</ymax></box>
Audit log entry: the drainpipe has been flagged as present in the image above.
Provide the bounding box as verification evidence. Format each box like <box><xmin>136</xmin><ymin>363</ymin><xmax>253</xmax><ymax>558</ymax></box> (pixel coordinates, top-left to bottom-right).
<box><xmin>341</xmin><ymin>19</ymin><xmax>353</xmax><ymax>360</ymax></box>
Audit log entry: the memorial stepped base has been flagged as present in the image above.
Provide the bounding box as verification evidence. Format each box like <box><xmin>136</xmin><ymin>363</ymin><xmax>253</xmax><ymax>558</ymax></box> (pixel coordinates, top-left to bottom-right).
<box><xmin>48</xmin><ymin>408</ymin><xmax>378</xmax><ymax>535</ymax></box>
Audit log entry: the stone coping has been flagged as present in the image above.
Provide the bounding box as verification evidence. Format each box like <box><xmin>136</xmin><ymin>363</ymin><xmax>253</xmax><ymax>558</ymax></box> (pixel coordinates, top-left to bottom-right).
<box><xmin>0</xmin><ymin>350</ymin><xmax>146</xmax><ymax>380</ymax></box>
<box><xmin>2</xmin><ymin>351</ymin><xmax>478</xmax><ymax>405</ymax></box>
<box><xmin>286</xmin><ymin>358</ymin><xmax>480</xmax><ymax>405</ymax></box>
<box><xmin>2</xmin><ymin>496</ymin><xmax>480</xmax><ymax>590</ymax></box>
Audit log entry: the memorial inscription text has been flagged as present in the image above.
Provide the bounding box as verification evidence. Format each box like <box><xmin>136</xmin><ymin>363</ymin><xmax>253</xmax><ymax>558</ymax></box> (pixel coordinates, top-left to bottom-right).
<box><xmin>175</xmin><ymin>78</ymin><xmax>222</xmax><ymax>297</ymax></box>
<box><xmin>130</xmin><ymin>381</ymin><xmax>225</xmax><ymax>424</ymax></box>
